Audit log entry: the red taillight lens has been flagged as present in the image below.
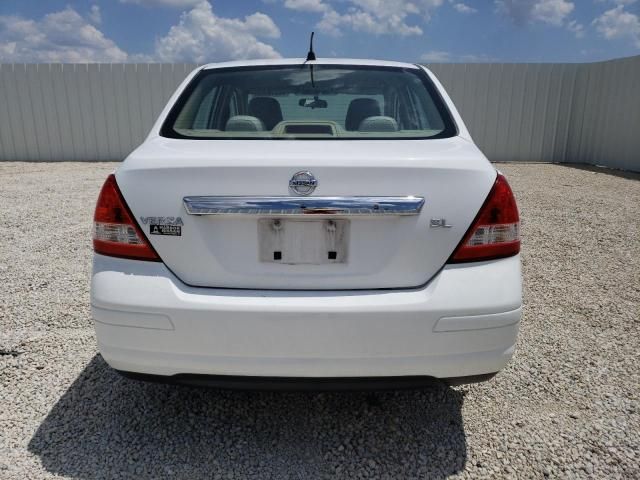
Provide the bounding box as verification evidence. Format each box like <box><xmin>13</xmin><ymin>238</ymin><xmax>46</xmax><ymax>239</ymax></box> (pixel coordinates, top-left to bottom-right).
<box><xmin>93</xmin><ymin>174</ymin><xmax>160</xmax><ymax>261</ymax></box>
<box><xmin>449</xmin><ymin>173</ymin><xmax>520</xmax><ymax>263</ymax></box>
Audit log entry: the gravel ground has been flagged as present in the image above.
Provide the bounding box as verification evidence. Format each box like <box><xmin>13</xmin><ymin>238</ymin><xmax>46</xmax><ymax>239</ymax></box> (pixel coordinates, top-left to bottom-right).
<box><xmin>0</xmin><ymin>162</ymin><xmax>638</xmax><ymax>479</ymax></box>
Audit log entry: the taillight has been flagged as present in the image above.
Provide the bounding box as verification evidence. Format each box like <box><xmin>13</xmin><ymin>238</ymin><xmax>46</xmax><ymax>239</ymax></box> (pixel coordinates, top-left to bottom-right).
<box><xmin>449</xmin><ymin>173</ymin><xmax>520</xmax><ymax>263</ymax></box>
<box><xmin>93</xmin><ymin>174</ymin><xmax>160</xmax><ymax>261</ymax></box>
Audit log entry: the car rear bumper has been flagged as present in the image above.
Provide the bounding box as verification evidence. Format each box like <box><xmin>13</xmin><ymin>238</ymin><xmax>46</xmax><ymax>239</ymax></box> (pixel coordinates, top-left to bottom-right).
<box><xmin>91</xmin><ymin>253</ymin><xmax>522</xmax><ymax>381</ymax></box>
<box><xmin>115</xmin><ymin>371</ymin><xmax>498</xmax><ymax>391</ymax></box>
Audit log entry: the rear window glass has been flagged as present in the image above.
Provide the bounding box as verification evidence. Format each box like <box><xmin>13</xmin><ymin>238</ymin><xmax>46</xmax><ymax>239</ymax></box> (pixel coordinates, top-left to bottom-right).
<box><xmin>161</xmin><ymin>64</ymin><xmax>457</xmax><ymax>140</ymax></box>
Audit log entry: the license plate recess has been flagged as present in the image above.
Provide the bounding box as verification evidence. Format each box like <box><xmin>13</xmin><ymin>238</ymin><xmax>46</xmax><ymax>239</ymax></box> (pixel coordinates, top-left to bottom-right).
<box><xmin>258</xmin><ymin>219</ymin><xmax>348</xmax><ymax>264</ymax></box>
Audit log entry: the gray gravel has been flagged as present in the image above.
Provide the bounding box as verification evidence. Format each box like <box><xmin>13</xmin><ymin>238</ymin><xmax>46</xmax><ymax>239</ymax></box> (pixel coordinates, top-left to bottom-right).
<box><xmin>1</xmin><ymin>161</ymin><xmax>639</xmax><ymax>479</ymax></box>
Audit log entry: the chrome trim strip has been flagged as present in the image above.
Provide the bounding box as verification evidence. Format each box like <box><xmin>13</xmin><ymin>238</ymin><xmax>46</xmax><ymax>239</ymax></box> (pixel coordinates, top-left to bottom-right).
<box><xmin>183</xmin><ymin>196</ymin><xmax>425</xmax><ymax>216</ymax></box>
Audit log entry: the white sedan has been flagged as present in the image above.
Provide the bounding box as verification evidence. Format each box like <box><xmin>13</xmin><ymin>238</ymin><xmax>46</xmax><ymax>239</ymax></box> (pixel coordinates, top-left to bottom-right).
<box><xmin>91</xmin><ymin>58</ymin><xmax>522</xmax><ymax>389</ymax></box>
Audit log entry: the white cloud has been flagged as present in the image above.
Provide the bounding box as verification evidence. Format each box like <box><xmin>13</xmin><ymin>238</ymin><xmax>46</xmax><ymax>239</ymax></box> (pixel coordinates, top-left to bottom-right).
<box><xmin>451</xmin><ymin>3</ymin><xmax>477</xmax><ymax>14</ymax></box>
<box><xmin>154</xmin><ymin>1</ymin><xmax>281</xmax><ymax>62</ymax></box>
<box><xmin>352</xmin><ymin>0</ymin><xmax>444</xmax><ymax>20</ymax></box>
<box><xmin>89</xmin><ymin>5</ymin><xmax>102</xmax><ymax>24</ymax></box>
<box><xmin>420</xmin><ymin>50</ymin><xmax>497</xmax><ymax>62</ymax></box>
<box><xmin>595</xmin><ymin>0</ymin><xmax>637</xmax><ymax>5</ymax></box>
<box><xmin>495</xmin><ymin>0</ymin><xmax>574</xmax><ymax>26</ymax></box>
<box><xmin>284</xmin><ymin>0</ymin><xmax>330</xmax><ymax>13</ymax></box>
<box><xmin>495</xmin><ymin>1</ymin><xmax>586</xmax><ymax>39</ymax></box>
<box><xmin>285</xmin><ymin>0</ymin><xmax>445</xmax><ymax>36</ymax></box>
<box><xmin>317</xmin><ymin>8</ymin><xmax>424</xmax><ymax>36</ymax></box>
<box><xmin>0</xmin><ymin>7</ymin><xmax>128</xmax><ymax>62</ymax></box>
<box><xmin>593</xmin><ymin>5</ymin><xmax>640</xmax><ymax>48</ymax></box>
<box><xmin>531</xmin><ymin>0</ymin><xmax>574</xmax><ymax>25</ymax></box>
<box><xmin>119</xmin><ymin>0</ymin><xmax>203</xmax><ymax>7</ymax></box>
<box><xmin>0</xmin><ymin>1</ymin><xmax>283</xmax><ymax>63</ymax></box>
<box><xmin>243</xmin><ymin>12</ymin><xmax>282</xmax><ymax>38</ymax></box>
<box><xmin>567</xmin><ymin>19</ymin><xmax>584</xmax><ymax>38</ymax></box>
<box><xmin>420</xmin><ymin>50</ymin><xmax>452</xmax><ymax>61</ymax></box>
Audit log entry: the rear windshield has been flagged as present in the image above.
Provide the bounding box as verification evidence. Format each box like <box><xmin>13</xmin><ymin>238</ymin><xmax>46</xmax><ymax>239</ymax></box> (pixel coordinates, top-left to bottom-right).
<box><xmin>161</xmin><ymin>64</ymin><xmax>457</xmax><ymax>140</ymax></box>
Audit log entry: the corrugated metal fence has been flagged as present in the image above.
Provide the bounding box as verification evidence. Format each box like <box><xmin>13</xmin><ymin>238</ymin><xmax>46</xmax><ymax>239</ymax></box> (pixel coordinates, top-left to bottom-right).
<box><xmin>0</xmin><ymin>63</ymin><xmax>194</xmax><ymax>163</ymax></box>
<box><xmin>0</xmin><ymin>56</ymin><xmax>638</xmax><ymax>170</ymax></box>
<box><xmin>430</xmin><ymin>56</ymin><xmax>640</xmax><ymax>171</ymax></box>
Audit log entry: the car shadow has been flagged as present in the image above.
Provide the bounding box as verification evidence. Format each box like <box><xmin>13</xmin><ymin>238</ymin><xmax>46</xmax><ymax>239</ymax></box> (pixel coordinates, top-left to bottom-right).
<box><xmin>29</xmin><ymin>355</ymin><xmax>467</xmax><ymax>479</ymax></box>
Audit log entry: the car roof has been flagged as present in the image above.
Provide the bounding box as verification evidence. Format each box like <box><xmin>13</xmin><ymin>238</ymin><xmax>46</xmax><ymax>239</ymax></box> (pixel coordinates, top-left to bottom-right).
<box><xmin>200</xmin><ymin>58</ymin><xmax>420</xmax><ymax>70</ymax></box>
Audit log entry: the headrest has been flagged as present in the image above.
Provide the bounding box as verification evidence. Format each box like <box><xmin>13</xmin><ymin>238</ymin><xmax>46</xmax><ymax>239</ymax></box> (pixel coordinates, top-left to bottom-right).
<box><xmin>345</xmin><ymin>98</ymin><xmax>381</xmax><ymax>131</ymax></box>
<box><xmin>249</xmin><ymin>97</ymin><xmax>283</xmax><ymax>130</ymax></box>
<box><xmin>225</xmin><ymin>115</ymin><xmax>265</xmax><ymax>132</ymax></box>
<box><xmin>358</xmin><ymin>116</ymin><xmax>399</xmax><ymax>132</ymax></box>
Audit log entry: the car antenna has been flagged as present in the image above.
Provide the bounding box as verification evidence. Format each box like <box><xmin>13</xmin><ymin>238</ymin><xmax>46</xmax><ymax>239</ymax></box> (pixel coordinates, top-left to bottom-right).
<box><xmin>304</xmin><ymin>32</ymin><xmax>316</xmax><ymax>87</ymax></box>
<box><xmin>306</xmin><ymin>31</ymin><xmax>316</xmax><ymax>61</ymax></box>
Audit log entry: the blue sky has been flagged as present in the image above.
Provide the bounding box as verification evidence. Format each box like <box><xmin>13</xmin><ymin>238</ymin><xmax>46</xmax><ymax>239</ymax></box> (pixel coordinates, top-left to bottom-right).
<box><xmin>0</xmin><ymin>1</ymin><xmax>639</xmax><ymax>63</ymax></box>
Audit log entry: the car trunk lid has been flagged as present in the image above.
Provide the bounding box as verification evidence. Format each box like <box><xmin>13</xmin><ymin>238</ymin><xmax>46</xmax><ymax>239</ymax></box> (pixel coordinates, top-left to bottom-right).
<box><xmin>116</xmin><ymin>136</ymin><xmax>496</xmax><ymax>290</ymax></box>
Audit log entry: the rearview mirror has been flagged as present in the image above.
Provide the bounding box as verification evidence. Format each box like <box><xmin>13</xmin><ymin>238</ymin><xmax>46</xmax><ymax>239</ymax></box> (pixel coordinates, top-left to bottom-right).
<box><xmin>298</xmin><ymin>96</ymin><xmax>328</xmax><ymax>109</ymax></box>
